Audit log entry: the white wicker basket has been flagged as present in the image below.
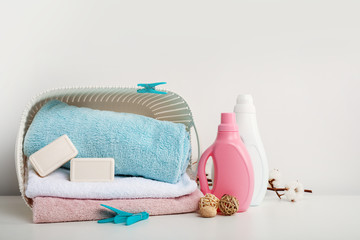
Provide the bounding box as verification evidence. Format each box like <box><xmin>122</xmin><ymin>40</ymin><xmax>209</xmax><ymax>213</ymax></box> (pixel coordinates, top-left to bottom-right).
<box><xmin>15</xmin><ymin>86</ymin><xmax>200</xmax><ymax>209</ymax></box>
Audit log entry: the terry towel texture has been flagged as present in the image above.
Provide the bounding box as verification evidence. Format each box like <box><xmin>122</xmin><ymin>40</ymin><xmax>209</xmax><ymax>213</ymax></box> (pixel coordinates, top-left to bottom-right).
<box><xmin>32</xmin><ymin>189</ymin><xmax>203</xmax><ymax>223</ymax></box>
<box><xmin>23</xmin><ymin>100</ymin><xmax>191</xmax><ymax>183</ymax></box>
<box><xmin>26</xmin><ymin>167</ymin><xmax>198</xmax><ymax>199</ymax></box>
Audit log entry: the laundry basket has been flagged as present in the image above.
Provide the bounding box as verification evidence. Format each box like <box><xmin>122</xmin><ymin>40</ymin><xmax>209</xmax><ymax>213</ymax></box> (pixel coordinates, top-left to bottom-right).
<box><xmin>15</xmin><ymin>86</ymin><xmax>200</xmax><ymax>209</ymax></box>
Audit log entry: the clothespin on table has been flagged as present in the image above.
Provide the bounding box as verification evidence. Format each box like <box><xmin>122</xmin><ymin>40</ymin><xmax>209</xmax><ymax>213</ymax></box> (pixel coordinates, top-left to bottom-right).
<box><xmin>137</xmin><ymin>82</ymin><xmax>167</xmax><ymax>94</ymax></box>
<box><xmin>98</xmin><ymin>204</ymin><xmax>149</xmax><ymax>225</ymax></box>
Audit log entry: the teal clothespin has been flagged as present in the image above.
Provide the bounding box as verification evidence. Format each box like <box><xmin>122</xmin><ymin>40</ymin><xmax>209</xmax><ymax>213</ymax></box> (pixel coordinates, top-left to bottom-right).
<box><xmin>137</xmin><ymin>82</ymin><xmax>167</xmax><ymax>94</ymax></box>
<box><xmin>98</xmin><ymin>204</ymin><xmax>149</xmax><ymax>225</ymax></box>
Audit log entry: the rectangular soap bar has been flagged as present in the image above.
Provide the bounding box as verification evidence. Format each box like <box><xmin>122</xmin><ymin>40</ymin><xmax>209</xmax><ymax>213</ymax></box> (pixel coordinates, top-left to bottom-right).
<box><xmin>29</xmin><ymin>135</ymin><xmax>78</xmax><ymax>177</ymax></box>
<box><xmin>70</xmin><ymin>158</ymin><xmax>114</xmax><ymax>182</ymax></box>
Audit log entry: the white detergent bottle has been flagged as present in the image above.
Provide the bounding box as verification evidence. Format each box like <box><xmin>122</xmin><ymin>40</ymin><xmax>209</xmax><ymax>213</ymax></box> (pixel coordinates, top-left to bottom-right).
<box><xmin>234</xmin><ymin>94</ymin><xmax>269</xmax><ymax>206</ymax></box>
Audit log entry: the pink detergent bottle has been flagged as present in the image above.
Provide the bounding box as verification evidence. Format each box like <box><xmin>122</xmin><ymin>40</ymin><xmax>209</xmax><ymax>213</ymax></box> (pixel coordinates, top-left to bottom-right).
<box><xmin>197</xmin><ymin>113</ymin><xmax>254</xmax><ymax>212</ymax></box>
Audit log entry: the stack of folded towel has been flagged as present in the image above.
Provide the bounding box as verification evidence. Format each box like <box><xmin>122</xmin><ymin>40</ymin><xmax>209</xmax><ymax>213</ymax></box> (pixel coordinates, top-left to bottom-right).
<box><xmin>24</xmin><ymin>100</ymin><xmax>202</xmax><ymax>223</ymax></box>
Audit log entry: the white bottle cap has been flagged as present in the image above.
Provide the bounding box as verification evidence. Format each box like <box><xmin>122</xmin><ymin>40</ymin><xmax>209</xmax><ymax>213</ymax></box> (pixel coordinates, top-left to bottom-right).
<box><xmin>234</xmin><ymin>94</ymin><xmax>256</xmax><ymax>113</ymax></box>
<box><xmin>236</xmin><ymin>94</ymin><xmax>253</xmax><ymax>104</ymax></box>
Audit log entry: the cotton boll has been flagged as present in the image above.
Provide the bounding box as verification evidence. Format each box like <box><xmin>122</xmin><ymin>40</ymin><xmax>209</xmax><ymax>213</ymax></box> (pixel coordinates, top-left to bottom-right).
<box><xmin>284</xmin><ymin>188</ymin><xmax>297</xmax><ymax>202</ymax></box>
<box><xmin>268</xmin><ymin>169</ymin><xmax>282</xmax><ymax>188</ymax></box>
<box><xmin>295</xmin><ymin>182</ymin><xmax>304</xmax><ymax>198</ymax></box>
<box><xmin>285</xmin><ymin>181</ymin><xmax>304</xmax><ymax>202</ymax></box>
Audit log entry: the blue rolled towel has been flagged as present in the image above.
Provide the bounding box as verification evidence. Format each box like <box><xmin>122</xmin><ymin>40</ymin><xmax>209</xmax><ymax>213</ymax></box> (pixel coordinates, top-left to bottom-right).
<box><xmin>23</xmin><ymin>100</ymin><xmax>191</xmax><ymax>184</ymax></box>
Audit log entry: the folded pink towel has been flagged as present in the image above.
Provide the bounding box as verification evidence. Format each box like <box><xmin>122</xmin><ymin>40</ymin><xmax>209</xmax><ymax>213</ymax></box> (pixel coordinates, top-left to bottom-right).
<box><xmin>32</xmin><ymin>189</ymin><xmax>203</xmax><ymax>223</ymax></box>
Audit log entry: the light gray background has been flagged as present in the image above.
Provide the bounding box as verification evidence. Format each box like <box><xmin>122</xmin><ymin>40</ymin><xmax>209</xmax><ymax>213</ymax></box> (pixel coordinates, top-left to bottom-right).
<box><xmin>1</xmin><ymin>0</ymin><xmax>359</xmax><ymax>195</ymax></box>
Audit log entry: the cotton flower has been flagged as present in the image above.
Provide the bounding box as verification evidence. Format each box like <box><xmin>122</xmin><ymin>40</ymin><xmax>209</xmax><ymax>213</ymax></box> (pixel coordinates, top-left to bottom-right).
<box><xmin>284</xmin><ymin>181</ymin><xmax>304</xmax><ymax>202</ymax></box>
<box><xmin>268</xmin><ymin>169</ymin><xmax>282</xmax><ymax>188</ymax></box>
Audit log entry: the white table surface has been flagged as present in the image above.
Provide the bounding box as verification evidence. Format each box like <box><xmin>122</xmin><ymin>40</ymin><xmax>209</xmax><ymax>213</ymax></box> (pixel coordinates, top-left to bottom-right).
<box><xmin>0</xmin><ymin>195</ymin><xmax>359</xmax><ymax>240</ymax></box>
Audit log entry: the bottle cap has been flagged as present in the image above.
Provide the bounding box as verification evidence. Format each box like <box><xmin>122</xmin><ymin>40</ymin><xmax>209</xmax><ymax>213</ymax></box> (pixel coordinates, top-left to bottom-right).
<box><xmin>218</xmin><ymin>113</ymin><xmax>238</xmax><ymax>132</ymax></box>
<box><xmin>234</xmin><ymin>94</ymin><xmax>256</xmax><ymax>113</ymax></box>
<box><xmin>236</xmin><ymin>94</ymin><xmax>253</xmax><ymax>104</ymax></box>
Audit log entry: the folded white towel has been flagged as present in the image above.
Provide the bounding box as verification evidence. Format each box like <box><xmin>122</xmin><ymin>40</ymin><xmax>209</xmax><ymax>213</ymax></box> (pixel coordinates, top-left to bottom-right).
<box><xmin>25</xmin><ymin>167</ymin><xmax>198</xmax><ymax>199</ymax></box>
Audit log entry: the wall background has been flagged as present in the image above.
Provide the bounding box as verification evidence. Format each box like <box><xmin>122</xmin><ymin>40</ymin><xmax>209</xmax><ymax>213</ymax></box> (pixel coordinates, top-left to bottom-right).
<box><xmin>1</xmin><ymin>0</ymin><xmax>359</xmax><ymax>195</ymax></box>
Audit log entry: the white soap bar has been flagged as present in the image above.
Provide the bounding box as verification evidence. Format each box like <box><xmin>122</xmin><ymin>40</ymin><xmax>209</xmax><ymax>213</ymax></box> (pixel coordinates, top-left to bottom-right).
<box><xmin>29</xmin><ymin>135</ymin><xmax>78</xmax><ymax>177</ymax></box>
<box><xmin>70</xmin><ymin>158</ymin><xmax>114</xmax><ymax>182</ymax></box>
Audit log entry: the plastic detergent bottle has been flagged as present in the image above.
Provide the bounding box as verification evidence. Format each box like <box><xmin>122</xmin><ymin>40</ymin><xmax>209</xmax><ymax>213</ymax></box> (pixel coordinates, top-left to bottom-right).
<box><xmin>197</xmin><ymin>113</ymin><xmax>254</xmax><ymax>212</ymax></box>
<box><xmin>234</xmin><ymin>94</ymin><xmax>269</xmax><ymax>206</ymax></box>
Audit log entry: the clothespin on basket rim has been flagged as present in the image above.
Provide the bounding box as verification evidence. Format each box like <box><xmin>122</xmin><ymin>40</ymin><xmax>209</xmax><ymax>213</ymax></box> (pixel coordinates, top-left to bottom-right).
<box><xmin>137</xmin><ymin>82</ymin><xmax>167</xmax><ymax>94</ymax></box>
